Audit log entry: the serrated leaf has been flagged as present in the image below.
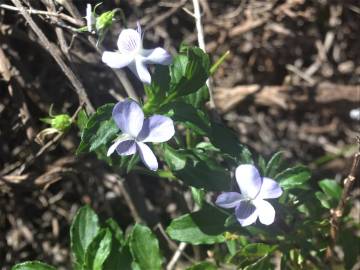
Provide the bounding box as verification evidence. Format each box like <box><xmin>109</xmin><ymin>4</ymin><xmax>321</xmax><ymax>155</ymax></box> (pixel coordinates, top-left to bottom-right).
<box><xmin>84</xmin><ymin>229</ymin><xmax>112</xmax><ymax>270</ymax></box>
<box><xmin>70</xmin><ymin>205</ymin><xmax>100</xmax><ymax>267</ymax></box>
<box><xmin>130</xmin><ymin>224</ymin><xmax>163</xmax><ymax>270</ymax></box>
<box><xmin>276</xmin><ymin>165</ymin><xmax>311</xmax><ymax>190</ymax></box>
<box><xmin>166</xmin><ymin>203</ymin><xmax>227</xmax><ymax>245</ymax></box>
<box><xmin>89</xmin><ymin>119</ymin><xmax>118</xmax><ymax>152</ymax></box>
<box><xmin>77</xmin><ymin>103</ymin><xmax>117</xmax><ymax>154</ymax></box>
<box><xmin>169</xmin><ymin>47</ymin><xmax>210</xmax><ymax>98</ymax></box>
<box><xmin>11</xmin><ymin>261</ymin><xmax>56</xmax><ymax>270</ymax></box>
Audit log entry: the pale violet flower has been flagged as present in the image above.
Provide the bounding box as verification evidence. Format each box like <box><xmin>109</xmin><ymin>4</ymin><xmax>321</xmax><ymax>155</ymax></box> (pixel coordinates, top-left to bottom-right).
<box><xmin>107</xmin><ymin>99</ymin><xmax>175</xmax><ymax>171</ymax></box>
<box><xmin>102</xmin><ymin>23</ymin><xmax>172</xmax><ymax>84</ymax></box>
<box><xmin>86</xmin><ymin>4</ymin><xmax>95</xmax><ymax>33</ymax></box>
<box><xmin>216</xmin><ymin>164</ymin><xmax>283</xmax><ymax>226</ymax></box>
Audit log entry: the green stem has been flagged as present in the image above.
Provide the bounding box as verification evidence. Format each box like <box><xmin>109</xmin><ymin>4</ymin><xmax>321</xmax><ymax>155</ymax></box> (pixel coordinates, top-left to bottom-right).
<box><xmin>210</xmin><ymin>50</ymin><xmax>230</xmax><ymax>75</ymax></box>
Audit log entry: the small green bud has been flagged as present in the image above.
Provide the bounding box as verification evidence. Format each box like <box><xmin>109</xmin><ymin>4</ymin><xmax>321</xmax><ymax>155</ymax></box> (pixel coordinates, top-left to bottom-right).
<box><xmin>95</xmin><ymin>10</ymin><xmax>116</xmax><ymax>32</ymax></box>
<box><xmin>51</xmin><ymin>114</ymin><xmax>72</xmax><ymax>131</ymax></box>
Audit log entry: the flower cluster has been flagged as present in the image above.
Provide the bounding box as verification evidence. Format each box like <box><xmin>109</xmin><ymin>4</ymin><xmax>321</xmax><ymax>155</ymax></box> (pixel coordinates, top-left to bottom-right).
<box><xmin>101</xmin><ymin>21</ymin><xmax>283</xmax><ymax>227</ymax></box>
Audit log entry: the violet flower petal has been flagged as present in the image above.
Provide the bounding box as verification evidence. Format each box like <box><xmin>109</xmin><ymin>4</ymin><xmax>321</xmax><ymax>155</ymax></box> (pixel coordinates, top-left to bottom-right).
<box><xmin>115</xmin><ymin>140</ymin><xmax>137</xmax><ymax>156</ymax></box>
<box><xmin>215</xmin><ymin>192</ymin><xmax>245</xmax><ymax>209</ymax></box>
<box><xmin>136</xmin><ymin>142</ymin><xmax>158</xmax><ymax>171</ymax></box>
<box><xmin>257</xmin><ymin>177</ymin><xmax>283</xmax><ymax>199</ymax></box>
<box><xmin>128</xmin><ymin>58</ymin><xmax>151</xmax><ymax>84</ymax></box>
<box><xmin>117</xmin><ymin>29</ymin><xmax>141</xmax><ymax>54</ymax></box>
<box><xmin>102</xmin><ymin>51</ymin><xmax>134</xmax><ymax>69</ymax></box>
<box><xmin>107</xmin><ymin>135</ymin><xmax>131</xmax><ymax>156</ymax></box>
<box><xmin>112</xmin><ymin>100</ymin><xmax>144</xmax><ymax>137</ymax></box>
<box><xmin>143</xmin><ymin>48</ymin><xmax>172</xmax><ymax>65</ymax></box>
<box><xmin>235</xmin><ymin>201</ymin><xmax>258</xmax><ymax>227</ymax></box>
<box><xmin>253</xmin><ymin>199</ymin><xmax>276</xmax><ymax>225</ymax></box>
<box><xmin>137</xmin><ymin>115</ymin><xmax>175</xmax><ymax>143</ymax></box>
<box><xmin>235</xmin><ymin>164</ymin><xmax>262</xmax><ymax>199</ymax></box>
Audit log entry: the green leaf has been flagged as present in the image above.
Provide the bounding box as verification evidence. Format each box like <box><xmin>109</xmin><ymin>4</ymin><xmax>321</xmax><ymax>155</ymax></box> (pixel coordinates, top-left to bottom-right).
<box><xmin>104</xmin><ymin>241</ymin><xmax>133</xmax><ymax>270</ymax></box>
<box><xmin>264</xmin><ymin>151</ymin><xmax>284</xmax><ymax>178</ymax></box>
<box><xmin>70</xmin><ymin>205</ymin><xmax>100</xmax><ymax>267</ymax></box>
<box><xmin>143</xmin><ymin>65</ymin><xmax>170</xmax><ymax>113</ymax></box>
<box><xmin>276</xmin><ymin>165</ymin><xmax>311</xmax><ymax>190</ymax></box>
<box><xmin>162</xmin><ymin>101</ymin><xmax>210</xmax><ymax>135</ymax></box>
<box><xmin>318</xmin><ymin>179</ymin><xmax>342</xmax><ymax>201</ymax></box>
<box><xmin>229</xmin><ymin>243</ymin><xmax>276</xmax><ymax>267</ymax></box>
<box><xmin>164</xmin><ymin>144</ymin><xmax>231</xmax><ymax>191</ymax></box>
<box><xmin>77</xmin><ymin>109</ymin><xmax>89</xmax><ymax>131</ymax></box>
<box><xmin>84</xmin><ymin>229</ymin><xmax>112</xmax><ymax>270</ymax></box>
<box><xmin>166</xmin><ymin>203</ymin><xmax>227</xmax><ymax>245</ymax></box>
<box><xmin>181</xmin><ymin>85</ymin><xmax>209</xmax><ymax>109</ymax></box>
<box><xmin>163</xmin><ymin>144</ymin><xmax>187</xmax><ymax>171</ymax></box>
<box><xmin>12</xmin><ymin>261</ymin><xmax>56</xmax><ymax>270</ymax></box>
<box><xmin>77</xmin><ymin>103</ymin><xmax>117</xmax><ymax>154</ymax></box>
<box><xmin>105</xmin><ymin>219</ymin><xmax>124</xmax><ymax>245</ymax></box>
<box><xmin>169</xmin><ymin>47</ymin><xmax>210</xmax><ymax>98</ymax></box>
<box><xmin>315</xmin><ymin>191</ymin><xmax>331</xmax><ymax>209</ymax></box>
<box><xmin>186</xmin><ymin>262</ymin><xmax>217</xmax><ymax>270</ymax></box>
<box><xmin>130</xmin><ymin>224</ymin><xmax>163</xmax><ymax>270</ymax></box>
<box><xmin>191</xmin><ymin>187</ymin><xmax>206</xmax><ymax>208</ymax></box>
<box><xmin>209</xmin><ymin>122</ymin><xmax>252</xmax><ymax>163</ymax></box>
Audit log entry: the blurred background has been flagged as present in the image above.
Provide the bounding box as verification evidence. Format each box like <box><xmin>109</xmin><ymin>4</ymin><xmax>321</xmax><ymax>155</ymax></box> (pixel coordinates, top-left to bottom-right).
<box><xmin>0</xmin><ymin>0</ymin><xmax>359</xmax><ymax>269</ymax></box>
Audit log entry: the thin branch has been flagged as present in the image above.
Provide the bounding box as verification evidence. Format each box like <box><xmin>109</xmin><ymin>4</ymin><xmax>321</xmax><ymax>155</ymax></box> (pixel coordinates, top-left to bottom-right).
<box><xmin>143</xmin><ymin>0</ymin><xmax>187</xmax><ymax>31</ymax></box>
<box><xmin>326</xmin><ymin>137</ymin><xmax>360</xmax><ymax>260</ymax></box>
<box><xmin>4</xmin><ymin>102</ymin><xmax>85</xmax><ymax>176</ymax></box>
<box><xmin>0</xmin><ymin>3</ymin><xmax>83</xmax><ymax>26</ymax></box>
<box><xmin>166</xmin><ymin>242</ymin><xmax>188</xmax><ymax>270</ymax></box>
<box><xmin>10</xmin><ymin>0</ymin><xmax>95</xmax><ymax>113</ymax></box>
<box><xmin>191</xmin><ymin>0</ymin><xmax>219</xmax><ymax>120</ymax></box>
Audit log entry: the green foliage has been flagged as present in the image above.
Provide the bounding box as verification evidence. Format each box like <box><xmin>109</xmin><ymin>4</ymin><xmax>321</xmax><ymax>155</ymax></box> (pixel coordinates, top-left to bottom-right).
<box><xmin>70</xmin><ymin>205</ymin><xmax>100</xmax><ymax>267</ymax></box>
<box><xmin>129</xmin><ymin>224</ymin><xmax>164</xmax><ymax>270</ymax></box>
<box><xmin>166</xmin><ymin>203</ymin><xmax>227</xmax><ymax>244</ymax></box>
<box><xmin>11</xmin><ymin>262</ymin><xmax>56</xmax><ymax>270</ymax></box>
<box><xmin>229</xmin><ymin>243</ymin><xmax>276</xmax><ymax>268</ymax></box>
<box><xmin>163</xmin><ymin>145</ymin><xmax>232</xmax><ymax>191</ymax></box>
<box><xmin>315</xmin><ymin>179</ymin><xmax>342</xmax><ymax>209</ymax></box>
<box><xmin>50</xmin><ymin>44</ymin><xmax>354</xmax><ymax>270</ymax></box>
<box><xmin>84</xmin><ymin>229</ymin><xmax>112</xmax><ymax>270</ymax></box>
<box><xmin>276</xmin><ymin>165</ymin><xmax>311</xmax><ymax>190</ymax></box>
<box><xmin>186</xmin><ymin>262</ymin><xmax>217</xmax><ymax>270</ymax></box>
<box><xmin>77</xmin><ymin>104</ymin><xmax>117</xmax><ymax>154</ymax></box>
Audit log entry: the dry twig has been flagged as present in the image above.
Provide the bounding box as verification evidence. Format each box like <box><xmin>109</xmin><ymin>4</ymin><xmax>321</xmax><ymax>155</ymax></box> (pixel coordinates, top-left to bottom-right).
<box><xmin>10</xmin><ymin>0</ymin><xmax>95</xmax><ymax>113</ymax></box>
<box><xmin>326</xmin><ymin>138</ymin><xmax>360</xmax><ymax>260</ymax></box>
